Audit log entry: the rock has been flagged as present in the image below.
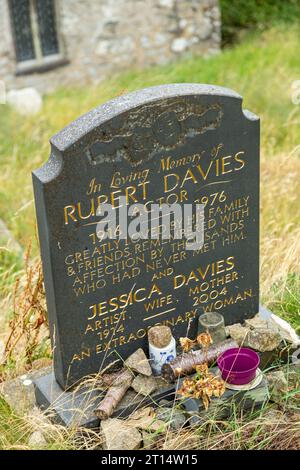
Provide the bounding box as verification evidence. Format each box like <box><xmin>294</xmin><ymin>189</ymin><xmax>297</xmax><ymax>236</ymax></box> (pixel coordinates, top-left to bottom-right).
<box><xmin>210</xmin><ymin>6</ymin><xmax>221</xmax><ymax>21</ymax></box>
<box><xmin>142</xmin><ymin>430</ymin><xmax>158</xmax><ymax>450</ymax></box>
<box><xmin>226</xmin><ymin>323</ymin><xmax>250</xmax><ymax>346</ymax></box>
<box><xmin>268</xmin><ymin>314</ymin><xmax>300</xmax><ymax>346</ymax></box>
<box><xmin>0</xmin><ymin>366</ymin><xmax>52</xmax><ymax>413</ymax></box>
<box><xmin>171</xmin><ymin>38</ymin><xmax>189</xmax><ymax>53</ymax></box>
<box><xmin>148</xmin><ymin>325</ymin><xmax>172</xmax><ymax>348</ymax></box>
<box><xmin>7</xmin><ymin>88</ymin><xmax>42</xmax><ymax>116</ymax></box>
<box><xmin>259</xmin><ymin>307</ymin><xmax>300</xmax><ymax>346</ymax></box>
<box><xmin>245</xmin><ymin>316</ymin><xmax>269</xmax><ymax>330</ymax></box>
<box><xmin>227</xmin><ymin>322</ymin><xmax>281</xmax><ymax>352</ymax></box>
<box><xmin>179</xmin><ymin>19</ymin><xmax>188</xmax><ymax>29</ymax></box>
<box><xmin>156</xmin><ymin>406</ymin><xmax>187</xmax><ymax>431</ymax></box>
<box><xmin>95</xmin><ymin>40</ymin><xmax>110</xmax><ymax>56</ymax></box>
<box><xmin>125</xmin><ymin>348</ymin><xmax>152</xmax><ymax>376</ymax></box>
<box><xmin>28</xmin><ymin>430</ymin><xmax>46</xmax><ymax>448</ymax></box>
<box><xmin>158</xmin><ymin>399</ymin><xmax>173</xmax><ymax>407</ymax></box>
<box><xmin>128</xmin><ymin>407</ymin><xmax>165</xmax><ymax>432</ymax></box>
<box><xmin>266</xmin><ymin>370</ymin><xmax>288</xmax><ymax>404</ymax></box>
<box><xmin>158</xmin><ymin>0</ymin><xmax>174</xmax><ymax>7</ymax></box>
<box><xmin>247</xmin><ymin>329</ymin><xmax>281</xmax><ymax>352</ymax></box>
<box><xmin>131</xmin><ymin>374</ymin><xmax>157</xmax><ymax>396</ymax></box>
<box><xmin>197</xmin><ymin>17</ymin><xmax>213</xmax><ymax>41</ymax></box>
<box><xmin>0</xmin><ymin>375</ymin><xmax>35</xmax><ymax>413</ymax></box>
<box><xmin>101</xmin><ymin>418</ymin><xmax>141</xmax><ymax>450</ymax></box>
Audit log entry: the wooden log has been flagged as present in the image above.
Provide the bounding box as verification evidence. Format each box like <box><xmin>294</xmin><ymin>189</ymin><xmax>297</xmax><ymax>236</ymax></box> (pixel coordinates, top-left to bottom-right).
<box><xmin>94</xmin><ymin>369</ymin><xmax>134</xmax><ymax>419</ymax></box>
<box><xmin>161</xmin><ymin>339</ymin><xmax>238</xmax><ymax>382</ymax></box>
<box><xmin>98</xmin><ymin>370</ymin><xmax>127</xmax><ymax>388</ymax></box>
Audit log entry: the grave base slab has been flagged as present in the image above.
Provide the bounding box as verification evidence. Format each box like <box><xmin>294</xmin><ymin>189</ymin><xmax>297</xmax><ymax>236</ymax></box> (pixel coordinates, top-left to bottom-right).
<box><xmin>34</xmin><ymin>368</ymin><xmax>269</xmax><ymax>429</ymax></box>
<box><xmin>34</xmin><ymin>371</ymin><xmax>175</xmax><ymax>428</ymax></box>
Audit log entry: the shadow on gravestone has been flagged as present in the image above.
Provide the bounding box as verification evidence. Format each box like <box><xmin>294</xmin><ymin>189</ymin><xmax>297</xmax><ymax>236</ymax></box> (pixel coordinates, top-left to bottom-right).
<box><xmin>32</xmin><ymin>84</ymin><xmax>260</xmax><ymax>394</ymax></box>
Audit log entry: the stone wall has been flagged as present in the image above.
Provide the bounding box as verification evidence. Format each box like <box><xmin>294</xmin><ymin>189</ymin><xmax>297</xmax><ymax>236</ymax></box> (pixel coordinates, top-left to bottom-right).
<box><xmin>0</xmin><ymin>0</ymin><xmax>220</xmax><ymax>93</ymax></box>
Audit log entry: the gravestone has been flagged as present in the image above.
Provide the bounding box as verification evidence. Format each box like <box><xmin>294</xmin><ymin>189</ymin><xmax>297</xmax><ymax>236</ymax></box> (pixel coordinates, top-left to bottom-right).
<box><xmin>32</xmin><ymin>84</ymin><xmax>260</xmax><ymax>391</ymax></box>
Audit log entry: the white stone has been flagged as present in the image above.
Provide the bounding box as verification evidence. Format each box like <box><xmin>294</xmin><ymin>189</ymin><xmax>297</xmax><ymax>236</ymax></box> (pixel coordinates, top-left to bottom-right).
<box><xmin>7</xmin><ymin>88</ymin><xmax>42</xmax><ymax>116</ymax></box>
<box><xmin>101</xmin><ymin>4</ymin><xmax>120</xmax><ymax>22</ymax></box>
<box><xmin>190</xmin><ymin>36</ymin><xmax>200</xmax><ymax>45</ymax></box>
<box><xmin>28</xmin><ymin>430</ymin><xmax>46</xmax><ymax>448</ymax></box>
<box><xmin>186</xmin><ymin>24</ymin><xmax>197</xmax><ymax>34</ymax></box>
<box><xmin>95</xmin><ymin>40</ymin><xmax>111</xmax><ymax>56</ymax></box>
<box><xmin>158</xmin><ymin>0</ymin><xmax>174</xmax><ymax>8</ymax></box>
<box><xmin>198</xmin><ymin>17</ymin><xmax>213</xmax><ymax>40</ymax></box>
<box><xmin>210</xmin><ymin>6</ymin><xmax>221</xmax><ymax>21</ymax></box>
<box><xmin>179</xmin><ymin>19</ymin><xmax>188</xmax><ymax>29</ymax></box>
<box><xmin>171</xmin><ymin>37</ymin><xmax>189</xmax><ymax>53</ymax></box>
<box><xmin>23</xmin><ymin>379</ymin><xmax>33</xmax><ymax>387</ymax></box>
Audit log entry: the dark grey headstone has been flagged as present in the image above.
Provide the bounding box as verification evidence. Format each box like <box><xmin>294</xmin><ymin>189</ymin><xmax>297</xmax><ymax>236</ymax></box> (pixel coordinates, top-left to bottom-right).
<box><xmin>32</xmin><ymin>84</ymin><xmax>260</xmax><ymax>389</ymax></box>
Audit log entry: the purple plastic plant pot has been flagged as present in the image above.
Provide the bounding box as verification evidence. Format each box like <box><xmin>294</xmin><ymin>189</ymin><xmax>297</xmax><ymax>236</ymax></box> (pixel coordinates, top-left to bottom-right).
<box><xmin>217</xmin><ymin>347</ymin><xmax>260</xmax><ymax>385</ymax></box>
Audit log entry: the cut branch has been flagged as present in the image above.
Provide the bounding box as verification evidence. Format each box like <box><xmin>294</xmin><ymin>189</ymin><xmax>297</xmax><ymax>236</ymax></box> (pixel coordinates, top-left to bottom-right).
<box><xmin>94</xmin><ymin>368</ymin><xmax>134</xmax><ymax>420</ymax></box>
<box><xmin>161</xmin><ymin>339</ymin><xmax>238</xmax><ymax>382</ymax></box>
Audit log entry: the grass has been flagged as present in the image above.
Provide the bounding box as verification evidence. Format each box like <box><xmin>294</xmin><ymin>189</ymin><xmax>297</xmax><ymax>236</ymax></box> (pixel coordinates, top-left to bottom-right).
<box><xmin>220</xmin><ymin>0</ymin><xmax>300</xmax><ymax>44</ymax></box>
<box><xmin>0</xmin><ymin>24</ymin><xmax>299</xmax><ymax>449</ymax></box>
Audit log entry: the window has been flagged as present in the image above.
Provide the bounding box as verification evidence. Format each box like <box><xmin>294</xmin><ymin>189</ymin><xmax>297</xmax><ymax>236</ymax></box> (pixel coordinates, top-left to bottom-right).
<box><xmin>9</xmin><ymin>0</ymin><xmax>66</xmax><ymax>74</ymax></box>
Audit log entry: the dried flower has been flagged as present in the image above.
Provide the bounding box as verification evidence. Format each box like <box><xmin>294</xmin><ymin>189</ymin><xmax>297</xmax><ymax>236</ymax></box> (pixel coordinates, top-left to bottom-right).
<box><xmin>179</xmin><ymin>337</ymin><xmax>196</xmax><ymax>352</ymax></box>
<box><xmin>177</xmin><ymin>363</ymin><xmax>225</xmax><ymax>410</ymax></box>
<box><xmin>195</xmin><ymin>363</ymin><xmax>209</xmax><ymax>376</ymax></box>
<box><xmin>197</xmin><ymin>332</ymin><xmax>213</xmax><ymax>348</ymax></box>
